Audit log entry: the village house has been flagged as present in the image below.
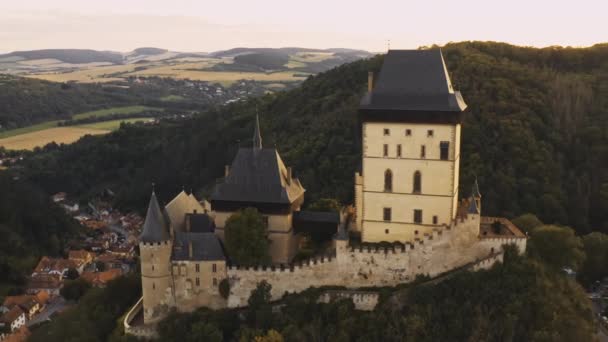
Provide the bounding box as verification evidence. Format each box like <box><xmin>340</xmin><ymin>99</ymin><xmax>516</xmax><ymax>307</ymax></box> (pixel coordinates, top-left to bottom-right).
<box><xmin>26</xmin><ymin>274</ymin><xmax>62</xmax><ymax>296</ymax></box>
<box><xmin>81</xmin><ymin>269</ymin><xmax>123</xmax><ymax>288</ymax></box>
<box><xmin>32</xmin><ymin>257</ymin><xmax>77</xmax><ymax>278</ymax></box>
<box><xmin>0</xmin><ymin>306</ymin><xmax>26</xmax><ymax>333</ymax></box>
<box><xmin>68</xmin><ymin>250</ymin><xmax>95</xmax><ymax>271</ymax></box>
<box><xmin>1</xmin><ymin>295</ymin><xmax>40</xmax><ymax>320</ymax></box>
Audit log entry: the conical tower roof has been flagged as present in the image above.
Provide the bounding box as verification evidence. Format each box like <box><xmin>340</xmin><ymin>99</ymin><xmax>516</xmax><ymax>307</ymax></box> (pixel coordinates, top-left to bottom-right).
<box><xmin>472</xmin><ymin>178</ymin><xmax>481</xmax><ymax>198</ymax></box>
<box><xmin>140</xmin><ymin>191</ymin><xmax>169</xmax><ymax>243</ymax></box>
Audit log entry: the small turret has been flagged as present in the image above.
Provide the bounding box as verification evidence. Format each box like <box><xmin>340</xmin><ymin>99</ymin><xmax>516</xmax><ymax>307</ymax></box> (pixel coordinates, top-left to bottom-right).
<box><xmin>470</xmin><ymin>178</ymin><xmax>482</xmax><ymax>214</ymax></box>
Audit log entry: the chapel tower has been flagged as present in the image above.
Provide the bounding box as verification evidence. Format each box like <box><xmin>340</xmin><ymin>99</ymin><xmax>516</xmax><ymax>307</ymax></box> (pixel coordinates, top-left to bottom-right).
<box><xmin>355</xmin><ymin>49</ymin><xmax>467</xmax><ymax>242</ymax></box>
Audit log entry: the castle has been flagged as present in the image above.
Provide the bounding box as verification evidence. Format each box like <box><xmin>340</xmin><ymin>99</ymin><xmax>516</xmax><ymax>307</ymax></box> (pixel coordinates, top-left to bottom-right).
<box><xmin>129</xmin><ymin>49</ymin><xmax>527</xmax><ymax>330</ymax></box>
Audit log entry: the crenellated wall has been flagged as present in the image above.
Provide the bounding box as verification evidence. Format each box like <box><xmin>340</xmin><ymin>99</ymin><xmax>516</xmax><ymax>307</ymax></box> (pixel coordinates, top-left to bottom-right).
<box><xmin>222</xmin><ymin>213</ymin><xmax>525</xmax><ymax>308</ymax></box>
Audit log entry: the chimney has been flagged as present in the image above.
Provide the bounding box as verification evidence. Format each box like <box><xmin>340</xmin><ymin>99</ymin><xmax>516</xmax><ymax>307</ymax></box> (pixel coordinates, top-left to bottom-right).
<box><xmin>287</xmin><ymin>167</ymin><xmax>292</xmax><ymax>185</ymax></box>
<box><xmin>188</xmin><ymin>241</ymin><xmax>193</xmax><ymax>259</ymax></box>
<box><xmin>367</xmin><ymin>72</ymin><xmax>374</xmax><ymax>92</ymax></box>
<box><xmin>224</xmin><ymin>165</ymin><xmax>230</xmax><ymax>177</ymax></box>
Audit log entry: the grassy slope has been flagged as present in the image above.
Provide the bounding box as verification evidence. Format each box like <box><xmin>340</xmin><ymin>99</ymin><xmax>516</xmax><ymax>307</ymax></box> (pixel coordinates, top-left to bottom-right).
<box><xmin>72</xmin><ymin>105</ymin><xmax>162</xmax><ymax>120</ymax></box>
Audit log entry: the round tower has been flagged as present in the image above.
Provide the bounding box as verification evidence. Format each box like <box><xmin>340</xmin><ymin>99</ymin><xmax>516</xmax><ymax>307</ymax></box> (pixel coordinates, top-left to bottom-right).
<box><xmin>139</xmin><ymin>190</ymin><xmax>173</xmax><ymax>324</ymax></box>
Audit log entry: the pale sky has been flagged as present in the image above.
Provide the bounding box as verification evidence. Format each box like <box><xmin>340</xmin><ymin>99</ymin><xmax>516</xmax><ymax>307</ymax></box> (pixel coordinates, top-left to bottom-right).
<box><xmin>0</xmin><ymin>0</ymin><xmax>606</xmax><ymax>53</ymax></box>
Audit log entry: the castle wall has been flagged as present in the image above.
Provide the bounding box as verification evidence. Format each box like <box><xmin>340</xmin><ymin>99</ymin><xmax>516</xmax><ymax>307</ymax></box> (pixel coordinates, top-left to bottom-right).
<box><xmin>223</xmin><ymin>214</ymin><xmax>521</xmax><ymax>308</ymax></box>
<box><xmin>171</xmin><ymin>260</ymin><xmax>227</xmax><ymax>311</ymax></box>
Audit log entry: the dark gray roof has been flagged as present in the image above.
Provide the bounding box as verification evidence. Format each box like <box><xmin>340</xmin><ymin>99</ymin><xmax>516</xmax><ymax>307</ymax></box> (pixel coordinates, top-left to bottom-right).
<box><xmin>293</xmin><ymin>210</ymin><xmax>340</xmax><ymax>224</ymax></box>
<box><xmin>468</xmin><ymin>198</ymin><xmax>479</xmax><ymax>214</ymax></box>
<box><xmin>360</xmin><ymin>49</ymin><xmax>467</xmax><ymax>112</ymax></box>
<box><xmin>187</xmin><ymin>213</ymin><xmax>215</xmax><ymax>233</ymax></box>
<box><xmin>472</xmin><ymin>178</ymin><xmax>482</xmax><ymax>198</ymax></box>
<box><xmin>172</xmin><ymin>232</ymin><xmax>225</xmax><ymax>261</ymax></box>
<box><xmin>139</xmin><ymin>192</ymin><xmax>169</xmax><ymax>243</ymax></box>
<box><xmin>211</xmin><ymin>148</ymin><xmax>305</xmax><ymax>204</ymax></box>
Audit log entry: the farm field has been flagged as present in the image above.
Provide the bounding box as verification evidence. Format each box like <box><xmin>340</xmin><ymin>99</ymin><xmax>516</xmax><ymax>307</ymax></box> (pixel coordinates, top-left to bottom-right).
<box><xmin>0</xmin><ymin>117</ymin><xmax>154</xmax><ymax>150</ymax></box>
<box><xmin>73</xmin><ymin>105</ymin><xmax>162</xmax><ymax>120</ymax></box>
<box><xmin>26</xmin><ymin>64</ymin><xmax>138</xmax><ymax>83</ymax></box>
<box><xmin>0</xmin><ymin>127</ymin><xmax>108</xmax><ymax>150</ymax></box>
<box><xmin>76</xmin><ymin>117</ymin><xmax>153</xmax><ymax>130</ymax></box>
<box><xmin>0</xmin><ymin>121</ymin><xmax>61</xmax><ymax>139</ymax></box>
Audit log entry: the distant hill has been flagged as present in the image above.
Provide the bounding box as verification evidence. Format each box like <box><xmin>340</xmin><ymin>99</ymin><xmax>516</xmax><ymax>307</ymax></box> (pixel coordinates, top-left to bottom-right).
<box><xmin>0</xmin><ymin>46</ymin><xmax>372</xmax><ymax>83</ymax></box>
<box><xmin>0</xmin><ymin>49</ymin><xmax>124</xmax><ymax>64</ymax></box>
<box><xmin>131</xmin><ymin>47</ymin><xmax>168</xmax><ymax>56</ymax></box>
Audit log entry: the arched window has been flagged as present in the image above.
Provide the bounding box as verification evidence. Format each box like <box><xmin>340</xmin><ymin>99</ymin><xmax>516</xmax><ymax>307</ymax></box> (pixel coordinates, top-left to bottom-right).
<box><xmin>413</xmin><ymin>171</ymin><xmax>421</xmax><ymax>193</ymax></box>
<box><xmin>384</xmin><ymin>169</ymin><xmax>393</xmax><ymax>192</ymax></box>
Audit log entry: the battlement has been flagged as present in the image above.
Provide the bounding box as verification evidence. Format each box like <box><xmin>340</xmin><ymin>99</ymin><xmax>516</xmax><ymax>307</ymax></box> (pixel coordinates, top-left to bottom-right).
<box><xmin>140</xmin><ymin>240</ymin><xmax>171</xmax><ymax>248</ymax></box>
<box><xmin>227</xmin><ymin>254</ymin><xmax>336</xmax><ymax>274</ymax></box>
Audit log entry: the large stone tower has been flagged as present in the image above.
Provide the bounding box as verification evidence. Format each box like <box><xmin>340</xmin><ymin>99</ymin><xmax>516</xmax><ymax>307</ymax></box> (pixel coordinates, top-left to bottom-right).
<box><xmin>139</xmin><ymin>190</ymin><xmax>173</xmax><ymax>323</ymax></box>
<box><xmin>355</xmin><ymin>49</ymin><xmax>467</xmax><ymax>243</ymax></box>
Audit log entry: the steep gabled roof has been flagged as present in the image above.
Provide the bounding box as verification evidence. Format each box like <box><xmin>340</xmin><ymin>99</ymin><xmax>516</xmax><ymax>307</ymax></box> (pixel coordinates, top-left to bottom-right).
<box><xmin>360</xmin><ymin>49</ymin><xmax>467</xmax><ymax>112</ymax></box>
<box><xmin>165</xmin><ymin>190</ymin><xmax>205</xmax><ymax>232</ymax></box>
<box><xmin>211</xmin><ymin>148</ymin><xmax>305</xmax><ymax>204</ymax></box>
<box><xmin>139</xmin><ymin>191</ymin><xmax>169</xmax><ymax>243</ymax></box>
<box><xmin>172</xmin><ymin>232</ymin><xmax>225</xmax><ymax>261</ymax></box>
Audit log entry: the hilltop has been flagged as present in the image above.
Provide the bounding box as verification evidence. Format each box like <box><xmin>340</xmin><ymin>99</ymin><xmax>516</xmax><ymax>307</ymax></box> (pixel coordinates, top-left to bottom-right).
<box><xmin>13</xmin><ymin>41</ymin><xmax>608</xmax><ymax>235</ymax></box>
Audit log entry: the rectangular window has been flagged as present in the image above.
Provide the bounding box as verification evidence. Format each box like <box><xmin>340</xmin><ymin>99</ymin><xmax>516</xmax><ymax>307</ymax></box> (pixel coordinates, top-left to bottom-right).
<box><xmin>433</xmin><ymin>215</ymin><xmax>438</xmax><ymax>224</ymax></box>
<box><xmin>383</xmin><ymin>208</ymin><xmax>392</xmax><ymax>221</ymax></box>
<box><xmin>397</xmin><ymin>144</ymin><xmax>402</xmax><ymax>157</ymax></box>
<box><xmin>213</xmin><ymin>278</ymin><xmax>218</xmax><ymax>286</ymax></box>
<box><xmin>383</xmin><ymin>128</ymin><xmax>390</xmax><ymax>136</ymax></box>
<box><xmin>420</xmin><ymin>145</ymin><xmax>426</xmax><ymax>158</ymax></box>
<box><xmin>414</xmin><ymin>210</ymin><xmax>423</xmax><ymax>224</ymax></box>
<box><xmin>405</xmin><ymin>129</ymin><xmax>412</xmax><ymax>136</ymax></box>
<box><xmin>212</xmin><ymin>264</ymin><xmax>217</xmax><ymax>273</ymax></box>
<box><xmin>440</xmin><ymin>141</ymin><xmax>449</xmax><ymax>160</ymax></box>
<box><xmin>195</xmin><ymin>264</ymin><xmax>200</xmax><ymax>272</ymax></box>
<box><xmin>195</xmin><ymin>277</ymin><xmax>200</xmax><ymax>286</ymax></box>
<box><xmin>427</xmin><ymin>130</ymin><xmax>434</xmax><ymax>137</ymax></box>
<box><xmin>383</xmin><ymin>144</ymin><xmax>388</xmax><ymax>157</ymax></box>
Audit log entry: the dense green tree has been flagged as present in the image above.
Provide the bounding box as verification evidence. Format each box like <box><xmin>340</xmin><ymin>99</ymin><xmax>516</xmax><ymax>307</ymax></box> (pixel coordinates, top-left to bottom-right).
<box><xmin>308</xmin><ymin>198</ymin><xmax>341</xmax><ymax>213</ymax></box>
<box><xmin>512</xmin><ymin>213</ymin><xmax>543</xmax><ymax>233</ymax></box>
<box><xmin>578</xmin><ymin>232</ymin><xmax>608</xmax><ymax>285</ymax></box>
<box><xmin>224</xmin><ymin>208</ymin><xmax>270</xmax><ymax>266</ymax></box>
<box><xmin>528</xmin><ymin>225</ymin><xmax>585</xmax><ymax>270</ymax></box>
<box><xmin>190</xmin><ymin>322</ymin><xmax>222</xmax><ymax>342</ymax></box>
<box><xmin>30</xmin><ymin>274</ymin><xmax>141</xmax><ymax>342</ymax></box>
<box><xmin>247</xmin><ymin>280</ymin><xmax>274</xmax><ymax>329</ymax></box>
<box><xmin>60</xmin><ymin>278</ymin><xmax>91</xmax><ymax>301</ymax></box>
<box><xmin>65</xmin><ymin>267</ymin><xmax>79</xmax><ymax>280</ymax></box>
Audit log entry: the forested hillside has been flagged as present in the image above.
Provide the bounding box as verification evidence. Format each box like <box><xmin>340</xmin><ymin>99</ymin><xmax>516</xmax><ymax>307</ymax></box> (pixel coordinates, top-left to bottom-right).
<box><xmin>0</xmin><ymin>172</ymin><xmax>80</xmax><ymax>298</ymax></box>
<box><xmin>15</xmin><ymin>41</ymin><xmax>608</xmax><ymax>234</ymax></box>
<box><xmin>0</xmin><ymin>75</ymin><xmax>140</xmax><ymax>129</ymax></box>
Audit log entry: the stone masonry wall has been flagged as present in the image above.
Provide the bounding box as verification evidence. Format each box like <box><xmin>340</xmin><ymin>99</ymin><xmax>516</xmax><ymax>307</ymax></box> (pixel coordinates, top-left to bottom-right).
<box><xmin>224</xmin><ymin>213</ymin><xmax>526</xmax><ymax>308</ymax></box>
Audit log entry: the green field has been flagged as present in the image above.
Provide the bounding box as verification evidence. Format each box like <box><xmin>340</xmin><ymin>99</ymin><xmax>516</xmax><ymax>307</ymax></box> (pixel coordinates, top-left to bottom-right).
<box><xmin>160</xmin><ymin>95</ymin><xmax>186</xmax><ymax>102</ymax></box>
<box><xmin>72</xmin><ymin>106</ymin><xmax>163</xmax><ymax>120</ymax></box>
<box><xmin>76</xmin><ymin>117</ymin><xmax>154</xmax><ymax>131</ymax></box>
<box><xmin>0</xmin><ymin>120</ymin><xmax>60</xmax><ymax>139</ymax></box>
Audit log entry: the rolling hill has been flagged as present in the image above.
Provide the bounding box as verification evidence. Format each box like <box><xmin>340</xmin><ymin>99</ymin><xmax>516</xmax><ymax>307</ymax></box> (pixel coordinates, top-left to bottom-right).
<box><xmin>14</xmin><ymin>41</ymin><xmax>608</xmax><ymax>236</ymax></box>
<box><xmin>0</xmin><ymin>47</ymin><xmax>372</xmax><ymax>82</ymax></box>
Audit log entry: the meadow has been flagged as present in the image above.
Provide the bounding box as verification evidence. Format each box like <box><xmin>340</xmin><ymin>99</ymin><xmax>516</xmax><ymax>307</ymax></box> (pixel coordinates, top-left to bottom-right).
<box><xmin>0</xmin><ymin>117</ymin><xmax>154</xmax><ymax>150</ymax></box>
<box><xmin>72</xmin><ymin>105</ymin><xmax>162</xmax><ymax>120</ymax></box>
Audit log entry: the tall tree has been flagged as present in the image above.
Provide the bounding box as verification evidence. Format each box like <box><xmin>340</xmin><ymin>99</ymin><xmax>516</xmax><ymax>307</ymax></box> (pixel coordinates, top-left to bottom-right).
<box><xmin>224</xmin><ymin>208</ymin><xmax>270</xmax><ymax>266</ymax></box>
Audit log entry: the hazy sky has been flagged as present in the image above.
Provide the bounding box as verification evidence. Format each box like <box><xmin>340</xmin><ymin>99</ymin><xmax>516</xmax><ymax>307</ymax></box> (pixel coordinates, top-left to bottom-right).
<box><xmin>0</xmin><ymin>0</ymin><xmax>606</xmax><ymax>53</ymax></box>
